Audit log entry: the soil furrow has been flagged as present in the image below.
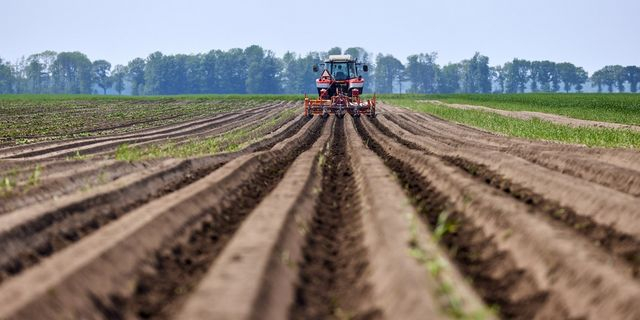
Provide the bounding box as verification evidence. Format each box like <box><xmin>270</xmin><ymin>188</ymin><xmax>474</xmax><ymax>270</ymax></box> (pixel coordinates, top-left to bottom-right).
<box><xmin>96</xmin><ymin>104</ymin><xmax>298</xmax><ymax>158</ymax></box>
<box><xmin>88</xmin><ymin>117</ymin><xmax>325</xmax><ymax>319</ymax></box>
<box><xmin>0</xmin><ymin>115</ymin><xmax>308</xmax><ymax>284</ymax></box>
<box><xmin>0</xmin><ymin>160</ymin><xmax>148</xmax><ymax>215</ymax></box>
<box><xmin>383</xmin><ymin>103</ymin><xmax>640</xmax><ymax>196</ymax></box>
<box><xmin>0</xmin><ymin>102</ymin><xmax>285</xmax><ymax>160</ymax></box>
<box><xmin>374</xmin><ymin>114</ymin><xmax>640</xmax><ymax>275</ymax></box>
<box><xmin>290</xmin><ymin>118</ymin><xmax>378</xmax><ymax>320</ymax></box>
<box><xmin>0</xmin><ymin>112</ymin><xmax>236</xmax><ymax>158</ymax></box>
<box><xmin>355</xmin><ymin>117</ymin><xmax>640</xmax><ymax>319</ymax></box>
<box><xmin>178</xmin><ymin>117</ymin><xmax>493</xmax><ymax>320</ymax></box>
<box><xmin>343</xmin><ymin>117</ymin><xmax>492</xmax><ymax>319</ymax></box>
<box><xmin>0</xmin><ymin>101</ymin><xmax>278</xmax><ymax>157</ymax></box>
<box><xmin>5</xmin><ymin>113</ymin><xmax>251</xmax><ymax>159</ymax></box>
<box><xmin>376</xmin><ymin>111</ymin><xmax>640</xmax><ymax>254</ymax></box>
<box><xmin>177</xmin><ymin>118</ymin><xmax>334</xmax><ymax>320</ymax></box>
<box><xmin>0</xmin><ymin>116</ymin><xmax>321</xmax><ymax>320</ymax></box>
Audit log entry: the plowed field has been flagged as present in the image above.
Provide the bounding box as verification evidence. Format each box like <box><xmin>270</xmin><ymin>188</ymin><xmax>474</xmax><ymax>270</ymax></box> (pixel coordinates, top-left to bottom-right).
<box><xmin>1</xmin><ymin>99</ymin><xmax>640</xmax><ymax>320</ymax></box>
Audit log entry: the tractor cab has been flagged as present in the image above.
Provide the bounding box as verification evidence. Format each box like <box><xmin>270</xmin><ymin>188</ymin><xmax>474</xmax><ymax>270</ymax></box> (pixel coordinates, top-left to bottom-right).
<box><xmin>313</xmin><ymin>55</ymin><xmax>369</xmax><ymax>98</ymax></box>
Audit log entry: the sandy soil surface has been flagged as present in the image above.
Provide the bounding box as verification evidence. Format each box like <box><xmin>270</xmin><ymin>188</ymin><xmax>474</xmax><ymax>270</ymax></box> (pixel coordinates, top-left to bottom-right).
<box><xmin>0</xmin><ymin>101</ymin><xmax>639</xmax><ymax>319</ymax></box>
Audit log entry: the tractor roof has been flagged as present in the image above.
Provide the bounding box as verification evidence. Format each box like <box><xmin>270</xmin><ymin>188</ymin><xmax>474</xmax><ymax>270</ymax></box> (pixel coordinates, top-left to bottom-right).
<box><xmin>326</xmin><ymin>54</ymin><xmax>354</xmax><ymax>62</ymax></box>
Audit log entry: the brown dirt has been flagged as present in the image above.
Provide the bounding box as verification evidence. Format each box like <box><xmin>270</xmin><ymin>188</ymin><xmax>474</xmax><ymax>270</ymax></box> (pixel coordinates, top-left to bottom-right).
<box><xmin>290</xmin><ymin>119</ymin><xmax>379</xmax><ymax>320</ymax></box>
<box><xmin>1</xmin><ymin>100</ymin><xmax>640</xmax><ymax>320</ymax></box>
<box><xmin>0</xmin><ymin>101</ymin><xmax>287</xmax><ymax>160</ymax></box>
<box><xmin>0</xmin><ymin>114</ymin><xmax>309</xmax><ymax>285</ymax></box>
<box><xmin>357</xmin><ymin>110</ymin><xmax>640</xmax><ymax>319</ymax></box>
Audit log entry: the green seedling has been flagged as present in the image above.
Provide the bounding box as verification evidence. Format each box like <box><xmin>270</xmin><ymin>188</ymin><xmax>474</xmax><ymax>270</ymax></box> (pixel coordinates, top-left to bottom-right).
<box><xmin>434</xmin><ymin>211</ymin><xmax>458</xmax><ymax>242</ymax></box>
<box><xmin>1</xmin><ymin>176</ymin><xmax>14</xmax><ymax>195</ymax></box>
<box><xmin>28</xmin><ymin>165</ymin><xmax>42</xmax><ymax>187</ymax></box>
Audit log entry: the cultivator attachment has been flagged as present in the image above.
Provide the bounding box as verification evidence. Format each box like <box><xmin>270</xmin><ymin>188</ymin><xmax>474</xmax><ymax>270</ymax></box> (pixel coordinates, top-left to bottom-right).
<box><xmin>304</xmin><ymin>92</ymin><xmax>376</xmax><ymax>118</ymax></box>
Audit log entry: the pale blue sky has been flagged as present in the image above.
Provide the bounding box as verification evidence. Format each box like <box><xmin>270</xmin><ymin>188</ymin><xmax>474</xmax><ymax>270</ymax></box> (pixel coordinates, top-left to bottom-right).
<box><xmin>1</xmin><ymin>0</ymin><xmax>638</xmax><ymax>73</ymax></box>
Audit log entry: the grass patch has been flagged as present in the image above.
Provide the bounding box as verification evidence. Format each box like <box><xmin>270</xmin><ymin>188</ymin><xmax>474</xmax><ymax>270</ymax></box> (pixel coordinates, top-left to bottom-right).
<box><xmin>381</xmin><ymin>93</ymin><xmax>640</xmax><ymax>126</ymax></box>
<box><xmin>115</xmin><ymin>107</ymin><xmax>298</xmax><ymax>161</ymax></box>
<box><xmin>388</xmin><ymin>99</ymin><xmax>640</xmax><ymax>149</ymax></box>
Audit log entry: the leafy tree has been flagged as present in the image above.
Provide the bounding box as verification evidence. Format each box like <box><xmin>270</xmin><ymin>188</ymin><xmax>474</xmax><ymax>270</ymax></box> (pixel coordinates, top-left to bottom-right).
<box><xmin>593</xmin><ymin>66</ymin><xmax>619</xmax><ymax>93</ymax></box>
<box><xmin>164</xmin><ymin>54</ymin><xmax>189</xmax><ymax>94</ymax></box>
<box><xmin>530</xmin><ymin>60</ymin><xmax>557</xmax><ymax>92</ymax></box>
<box><xmin>217</xmin><ymin>48</ymin><xmax>247</xmax><ymax>94</ymax></box>
<box><xmin>438</xmin><ymin>63</ymin><xmax>461</xmax><ymax>93</ymax></box>
<box><xmin>282</xmin><ymin>52</ymin><xmax>321</xmax><ymax>94</ymax></box>
<box><xmin>611</xmin><ymin>65</ymin><xmax>626</xmax><ymax>92</ymax></box>
<box><xmin>143</xmin><ymin>52</ymin><xmax>163</xmax><ymax>95</ymax></box>
<box><xmin>602</xmin><ymin>66</ymin><xmax>617</xmax><ymax>93</ymax></box>
<box><xmin>244</xmin><ymin>45</ymin><xmax>281</xmax><ymax>94</ymax></box>
<box><xmin>127</xmin><ymin>58</ymin><xmax>145</xmax><ymax>95</ymax></box>
<box><xmin>0</xmin><ymin>58</ymin><xmax>14</xmax><ymax>94</ymax></box>
<box><xmin>185</xmin><ymin>54</ymin><xmax>206</xmax><ymax>93</ymax></box>
<box><xmin>504</xmin><ymin>59</ymin><xmax>530</xmax><ymax>93</ymax></box>
<box><xmin>111</xmin><ymin>65</ymin><xmax>127</xmax><ymax>95</ymax></box>
<box><xmin>529</xmin><ymin>61</ymin><xmax>541</xmax><ymax>92</ymax></box>
<box><xmin>201</xmin><ymin>50</ymin><xmax>220</xmax><ymax>93</ymax></box>
<box><xmin>626</xmin><ymin>66</ymin><xmax>640</xmax><ymax>93</ymax></box>
<box><xmin>574</xmin><ymin>67</ymin><xmax>588</xmax><ymax>92</ymax></box>
<box><xmin>24</xmin><ymin>51</ymin><xmax>56</xmax><ymax>93</ymax></box>
<box><xmin>327</xmin><ymin>47</ymin><xmax>342</xmax><ymax>56</ymax></box>
<box><xmin>590</xmin><ymin>70</ymin><xmax>604</xmax><ymax>93</ymax></box>
<box><xmin>556</xmin><ymin>62</ymin><xmax>581</xmax><ymax>93</ymax></box>
<box><xmin>461</xmin><ymin>52</ymin><xmax>491</xmax><ymax>93</ymax></box>
<box><xmin>51</xmin><ymin>52</ymin><xmax>92</xmax><ymax>94</ymax></box>
<box><xmin>374</xmin><ymin>54</ymin><xmax>404</xmax><ymax>94</ymax></box>
<box><xmin>92</xmin><ymin>60</ymin><xmax>112</xmax><ymax>94</ymax></box>
<box><xmin>25</xmin><ymin>59</ymin><xmax>44</xmax><ymax>93</ymax></box>
<box><xmin>405</xmin><ymin>52</ymin><xmax>439</xmax><ymax>93</ymax></box>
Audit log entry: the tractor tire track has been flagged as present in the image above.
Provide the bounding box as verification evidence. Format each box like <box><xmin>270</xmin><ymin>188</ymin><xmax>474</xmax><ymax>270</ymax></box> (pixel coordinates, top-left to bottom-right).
<box><xmin>289</xmin><ymin>118</ymin><xmax>379</xmax><ymax>320</ymax></box>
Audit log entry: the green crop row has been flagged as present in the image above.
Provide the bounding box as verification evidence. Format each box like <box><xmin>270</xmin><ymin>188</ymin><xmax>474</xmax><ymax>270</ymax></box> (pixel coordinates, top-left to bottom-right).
<box><xmin>114</xmin><ymin>107</ymin><xmax>298</xmax><ymax>161</ymax></box>
<box><xmin>388</xmin><ymin>99</ymin><xmax>640</xmax><ymax>149</ymax></box>
<box><xmin>381</xmin><ymin>93</ymin><xmax>640</xmax><ymax>126</ymax></box>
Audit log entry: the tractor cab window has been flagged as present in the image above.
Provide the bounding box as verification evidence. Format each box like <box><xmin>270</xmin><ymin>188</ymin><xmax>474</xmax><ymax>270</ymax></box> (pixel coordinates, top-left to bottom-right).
<box><xmin>348</xmin><ymin>63</ymin><xmax>357</xmax><ymax>78</ymax></box>
<box><xmin>331</xmin><ymin>63</ymin><xmax>348</xmax><ymax>80</ymax></box>
<box><xmin>330</xmin><ymin>62</ymin><xmax>358</xmax><ymax>80</ymax></box>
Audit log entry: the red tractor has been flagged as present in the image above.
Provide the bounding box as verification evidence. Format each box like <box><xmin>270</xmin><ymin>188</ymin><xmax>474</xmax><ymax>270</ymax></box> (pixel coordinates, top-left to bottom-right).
<box><xmin>304</xmin><ymin>54</ymin><xmax>376</xmax><ymax>118</ymax></box>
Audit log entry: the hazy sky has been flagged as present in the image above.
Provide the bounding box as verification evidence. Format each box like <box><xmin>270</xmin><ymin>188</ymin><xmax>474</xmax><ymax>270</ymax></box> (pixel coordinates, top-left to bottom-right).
<box><xmin>1</xmin><ymin>0</ymin><xmax>638</xmax><ymax>73</ymax></box>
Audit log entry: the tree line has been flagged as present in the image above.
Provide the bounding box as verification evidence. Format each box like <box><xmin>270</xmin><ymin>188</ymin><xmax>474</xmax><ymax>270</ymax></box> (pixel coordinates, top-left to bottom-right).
<box><xmin>1</xmin><ymin>46</ymin><xmax>639</xmax><ymax>95</ymax></box>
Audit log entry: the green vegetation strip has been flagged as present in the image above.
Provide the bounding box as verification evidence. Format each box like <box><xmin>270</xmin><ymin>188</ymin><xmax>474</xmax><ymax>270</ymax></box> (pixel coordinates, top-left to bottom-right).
<box><xmin>114</xmin><ymin>107</ymin><xmax>298</xmax><ymax>161</ymax></box>
<box><xmin>382</xmin><ymin>94</ymin><xmax>640</xmax><ymax>126</ymax></box>
<box><xmin>388</xmin><ymin>99</ymin><xmax>640</xmax><ymax>149</ymax></box>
